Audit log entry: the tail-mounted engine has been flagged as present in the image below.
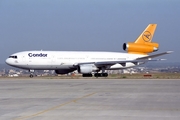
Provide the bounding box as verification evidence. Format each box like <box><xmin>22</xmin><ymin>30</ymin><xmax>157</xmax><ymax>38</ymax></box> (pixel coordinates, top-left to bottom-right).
<box><xmin>123</xmin><ymin>42</ymin><xmax>159</xmax><ymax>54</ymax></box>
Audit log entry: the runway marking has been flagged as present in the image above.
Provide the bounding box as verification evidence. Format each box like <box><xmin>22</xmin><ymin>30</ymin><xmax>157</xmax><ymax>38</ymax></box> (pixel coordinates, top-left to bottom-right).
<box><xmin>15</xmin><ymin>92</ymin><xmax>96</xmax><ymax>120</ymax></box>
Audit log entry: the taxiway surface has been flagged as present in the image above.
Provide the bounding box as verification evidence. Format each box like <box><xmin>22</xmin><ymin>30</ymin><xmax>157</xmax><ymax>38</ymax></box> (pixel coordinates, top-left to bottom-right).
<box><xmin>0</xmin><ymin>79</ymin><xmax>180</xmax><ymax>120</ymax></box>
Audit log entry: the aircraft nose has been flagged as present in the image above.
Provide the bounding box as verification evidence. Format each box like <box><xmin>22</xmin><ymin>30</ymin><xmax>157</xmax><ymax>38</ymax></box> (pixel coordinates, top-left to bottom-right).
<box><xmin>5</xmin><ymin>58</ymin><xmax>12</xmax><ymax>65</ymax></box>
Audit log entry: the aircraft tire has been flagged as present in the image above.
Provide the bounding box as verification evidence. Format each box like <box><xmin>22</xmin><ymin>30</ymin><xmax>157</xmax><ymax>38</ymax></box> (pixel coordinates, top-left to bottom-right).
<box><xmin>102</xmin><ymin>73</ymin><xmax>108</xmax><ymax>77</ymax></box>
<box><xmin>29</xmin><ymin>74</ymin><xmax>34</xmax><ymax>78</ymax></box>
<box><xmin>94</xmin><ymin>73</ymin><xmax>108</xmax><ymax>77</ymax></box>
<box><xmin>82</xmin><ymin>74</ymin><xmax>93</xmax><ymax>77</ymax></box>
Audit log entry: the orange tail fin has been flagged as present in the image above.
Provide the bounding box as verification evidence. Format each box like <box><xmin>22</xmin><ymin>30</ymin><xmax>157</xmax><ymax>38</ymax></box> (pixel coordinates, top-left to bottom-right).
<box><xmin>134</xmin><ymin>24</ymin><xmax>157</xmax><ymax>44</ymax></box>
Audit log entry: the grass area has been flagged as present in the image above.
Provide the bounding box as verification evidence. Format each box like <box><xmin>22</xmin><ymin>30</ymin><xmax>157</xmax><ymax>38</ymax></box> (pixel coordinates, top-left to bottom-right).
<box><xmin>107</xmin><ymin>73</ymin><xmax>180</xmax><ymax>79</ymax></box>
<box><xmin>1</xmin><ymin>73</ymin><xmax>180</xmax><ymax>79</ymax></box>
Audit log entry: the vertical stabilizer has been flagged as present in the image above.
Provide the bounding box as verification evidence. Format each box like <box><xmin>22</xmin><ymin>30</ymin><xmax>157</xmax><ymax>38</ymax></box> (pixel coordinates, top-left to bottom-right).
<box><xmin>134</xmin><ymin>24</ymin><xmax>157</xmax><ymax>44</ymax></box>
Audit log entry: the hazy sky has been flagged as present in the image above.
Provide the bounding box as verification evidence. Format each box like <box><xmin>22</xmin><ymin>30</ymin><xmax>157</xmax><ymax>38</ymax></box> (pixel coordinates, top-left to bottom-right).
<box><xmin>0</xmin><ymin>0</ymin><xmax>180</xmax><ymax>63</ymax></box>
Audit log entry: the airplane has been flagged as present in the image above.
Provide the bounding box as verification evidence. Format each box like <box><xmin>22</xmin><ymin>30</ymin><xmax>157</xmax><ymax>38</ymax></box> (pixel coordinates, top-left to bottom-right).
<box><xmin>5</xmin><ymin>24</ymin><xmax>172</xmax><ymax>78</ymax></box>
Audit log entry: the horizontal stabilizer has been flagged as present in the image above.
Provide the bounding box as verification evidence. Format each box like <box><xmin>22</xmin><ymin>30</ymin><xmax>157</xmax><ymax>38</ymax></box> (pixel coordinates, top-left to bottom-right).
<box><xmin>136</xmin><ymin>51</ymin><xmax>173</xmax><ymax>60</ymax></box>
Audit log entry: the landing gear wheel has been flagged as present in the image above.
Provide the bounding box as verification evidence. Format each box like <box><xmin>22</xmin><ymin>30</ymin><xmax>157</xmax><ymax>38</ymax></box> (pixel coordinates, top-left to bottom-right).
<box><xmin>82</xmin><ymin>74</ymin><xmax>93</xmax><ymax>77</ymax></box>
<box><xmin>94</xmin><ymin>73</ymin><xmax>108</xmax><ymax>77</ymax></box>
<box><xmin>29</xmin><ymin>69</ymin><xmax>35</xmax><ymax>78</ymax></box>
<box><xmin>102</xmin><ymin>73</ymin><xmax>108</xmax><ymax>77</ymax></box>
<box><xmin>29</xmin><ymin>74</ymin><xmax>34</xmax><ymax>78</ymax></box>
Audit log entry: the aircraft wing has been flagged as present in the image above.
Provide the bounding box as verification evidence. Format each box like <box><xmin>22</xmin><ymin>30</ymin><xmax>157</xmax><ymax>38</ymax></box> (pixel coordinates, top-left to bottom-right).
<box><xmin>75</xmin><ymin>51</ymin><xmax>173</xmax><ymax>67</ymax></box>
<box><xmin>77</xmin><ymin>59</ymin><xmax>163</xmax><ymax>67</ymax></box>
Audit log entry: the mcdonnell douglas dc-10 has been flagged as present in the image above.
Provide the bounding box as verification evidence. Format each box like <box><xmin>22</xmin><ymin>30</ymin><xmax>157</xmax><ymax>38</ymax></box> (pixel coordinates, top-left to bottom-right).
<box><xmin>6</xmin><ymin>24</ymin><xmax>172</xmax><ymax>77</ymax></box>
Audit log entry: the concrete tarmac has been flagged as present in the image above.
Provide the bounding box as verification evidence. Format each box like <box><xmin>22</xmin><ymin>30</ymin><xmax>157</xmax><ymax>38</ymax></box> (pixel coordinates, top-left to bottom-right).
<box><xmin>0</xmin><ymin>79</ymin><xmax>180</xmax><ymax>120</ymax></box>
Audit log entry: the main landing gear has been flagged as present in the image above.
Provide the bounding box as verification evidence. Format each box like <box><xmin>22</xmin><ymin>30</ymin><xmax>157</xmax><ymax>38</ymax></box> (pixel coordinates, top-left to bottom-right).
<box><xmin>82</xmin><ymin>73</ymin><xmax>93</xmax><ymax>77</ymax></box>
<box><xmin>94</xmin><ymin>67</ymin><xmax>108</xmax><ymax>77</ymax></box>
<box><xmin>82</xmin><ymin>67</ymin><xmax>108</xmax><ymax>77</ymax></box>
<box><xmin>94</xmin><ymin>73</ymin><xmax>108</xmax><ymax>77</ymax></box>
<box><xmin>82</xmin><ymin>73</ymin><xmax>108</xmax><ymax>77</ymax></box>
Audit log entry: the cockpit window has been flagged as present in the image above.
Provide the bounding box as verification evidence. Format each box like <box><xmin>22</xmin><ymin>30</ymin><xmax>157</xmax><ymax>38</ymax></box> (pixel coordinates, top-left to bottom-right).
<box><xmin>9</xmin><ymin>56</ymin><xmax>17</xmax><ymax>59</ymax></box>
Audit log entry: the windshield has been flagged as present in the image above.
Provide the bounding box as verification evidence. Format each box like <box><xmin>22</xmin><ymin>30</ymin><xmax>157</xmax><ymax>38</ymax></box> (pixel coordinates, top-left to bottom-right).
<box><xmin>9</xmin><ymin>56</ymin><xmax>17</xmax><ymax>59</ymax></box>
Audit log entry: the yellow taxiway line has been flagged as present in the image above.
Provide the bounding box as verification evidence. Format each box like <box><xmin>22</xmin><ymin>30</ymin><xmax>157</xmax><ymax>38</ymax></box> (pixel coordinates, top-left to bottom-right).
<box><xmin>15</xmin><ymin>92</ymin><xmax>96</xmax><ymax>120</ymax></box>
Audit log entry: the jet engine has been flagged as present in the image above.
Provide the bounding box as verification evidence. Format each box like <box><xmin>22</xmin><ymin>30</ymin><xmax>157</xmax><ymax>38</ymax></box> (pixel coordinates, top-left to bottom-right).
<box><xmin>78</xmin><ymin>64</ymin><xmax>99</xmax><ymax>74</ymax></box>
<box><xmin>123</xmin><ymin>42</ymin><xmax>159</xmax><ymax>54</ymax></box>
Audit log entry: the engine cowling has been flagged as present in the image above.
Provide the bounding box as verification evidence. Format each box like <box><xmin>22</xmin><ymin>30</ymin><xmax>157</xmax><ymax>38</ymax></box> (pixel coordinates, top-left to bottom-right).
<box><xmin>78</xmin><ymin>64</ymin><xmax>99</xmax><ymax>74</ymax></box>
<box><xmin>123</xmin><ymin>42</ymin><xmax>159</xmax><ymax>54</ymax></box>
<box><xmin>55</xmin><ymin>69</ymin><xmax>76</xmax><ymax>74</ymax></box>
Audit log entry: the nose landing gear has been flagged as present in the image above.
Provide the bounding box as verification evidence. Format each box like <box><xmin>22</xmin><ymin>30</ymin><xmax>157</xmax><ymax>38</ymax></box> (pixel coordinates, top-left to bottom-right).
<box><xmin>29</xmin><ymin>69</ymin><xmax>35</xmax><ymax>78</ymax></box>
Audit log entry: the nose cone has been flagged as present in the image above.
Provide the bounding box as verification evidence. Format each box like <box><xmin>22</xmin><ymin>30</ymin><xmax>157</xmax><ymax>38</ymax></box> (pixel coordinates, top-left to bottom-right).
<box><xmin>5</xmin><ymin>58</ymin><xmax>12</xmax><ymax>65</ymax></box>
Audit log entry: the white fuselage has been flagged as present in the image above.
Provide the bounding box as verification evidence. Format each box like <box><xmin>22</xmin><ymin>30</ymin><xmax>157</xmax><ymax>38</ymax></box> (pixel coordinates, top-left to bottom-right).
<box><xmin>6</xmin><ymin>51</ymin><xmax>146</xmax><ymax>71</ymax></box>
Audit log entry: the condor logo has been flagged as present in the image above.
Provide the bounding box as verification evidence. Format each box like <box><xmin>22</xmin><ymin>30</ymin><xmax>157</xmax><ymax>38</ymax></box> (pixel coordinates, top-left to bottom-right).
<box><xmin>28</xmin><ymin>53</ymin><xmax>47</xmax><ymax>57</ymax></box>
<box><xmin>142</xmin><ymin>31</ymin><xmax>152</xmax><ymax>42</ymax></box>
